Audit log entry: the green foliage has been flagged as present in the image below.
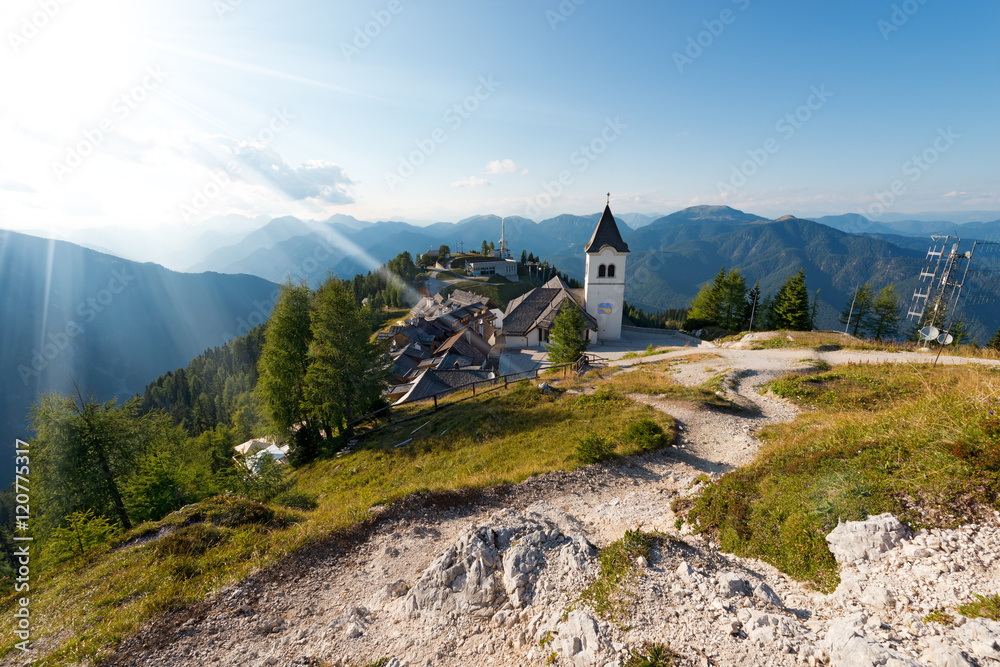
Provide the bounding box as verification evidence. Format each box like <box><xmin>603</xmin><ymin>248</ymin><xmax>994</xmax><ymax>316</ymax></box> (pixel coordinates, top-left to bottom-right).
<box><xmin>771</xmin><ymin>269</ymin><xmax>813</xmax><ymax>331</ymax></box>
<box><xmin>624</xmin><ymin>301</ymin><xmax>687</xmax><ymax>329</ymax></box>
<box><xmin>840</xmin><ymin>283</ymin><xmax>874</xmax><ymax>336</ymax></box>
<box><xmin>685</xmin><ymin>267</ymin><xmax>750</xmax><ymax>330</ymax></box>
<box><xmin>546</xmin><ymin>304</ymin><xmax>590</xmax><ymax>364</ymax></box>
<box><xmin>577</xmin><ymin>434</ymin><xmax>614</xmax><ymax>464</ymax></box>
<box><xmin>623</xmin><ymin>419</ymin><xmax>670</xmax><ymax>453</ymax></box>
<box><xmin>45</xmin><ymin>510</ymin><xmax>119</xmax><ymax>565</ymax></box>
<box><xmin>30</xmin><ymin>392</ymin><xmax>181</xmax><ymax>533</ymax></box>
<box><xmin>688</xmin><ymin>363</ymin><xmax>1000</xmax><ymax>591</ymax></box>
<box><xmin>305</xmin><ymin>277</ymin><xmax>391</xmax><ymax>448</ymax></box>
<box><xmin>624</xmin><ymin>642</ymin><xmax>678</xmax><ymax>667</ymax></box>
<box><xmin>924</xmin><ymin>609</ymin><xmax>955</xmax><ymax>625</ymax></box>
<box><xmin>352</xmin><ymin>252</ymin><xmax>420</xmax><ymax>308</ymax></box>
<box><xmin>868</xmin><ymin>285</ymin><xmax>901</xmax><ymax>340</ymax></box>
<box><xmin>957</xmin><ymin>594</ymin><xmax>1000</xmax><ymax>621</ymax></box>
<box><xmin>258</xmin><ymin>282</ymin><xmax>315</xmax><ymax>439</ymax></box>
<box><xmin>580</xmin><ymin>529</ymin><xmax>653</xmax><ymax>623</ymax></box>
<box><xmin>141</xmin><ymin>326</ymin><xmax>266</xmax><ymax>437</ymax></box>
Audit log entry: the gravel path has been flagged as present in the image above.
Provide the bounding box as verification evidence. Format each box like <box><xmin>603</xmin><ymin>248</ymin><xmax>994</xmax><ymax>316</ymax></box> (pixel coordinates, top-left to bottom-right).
<box><xmin>96</xmin><ymin>346</ymin><xmax>1000</xmax><ymax>667</ymax></box>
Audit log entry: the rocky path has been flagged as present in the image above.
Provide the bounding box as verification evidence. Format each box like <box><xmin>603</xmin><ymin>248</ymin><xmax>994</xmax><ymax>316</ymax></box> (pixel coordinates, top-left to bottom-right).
<box><xmin>106</xmin><ymin>348</ymin><xmax>1000</xmax><ymax>667</ymax></box>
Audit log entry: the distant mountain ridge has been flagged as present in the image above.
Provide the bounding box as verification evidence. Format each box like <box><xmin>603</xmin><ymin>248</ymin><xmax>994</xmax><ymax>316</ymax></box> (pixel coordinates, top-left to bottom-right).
<box><xmin>0</xmin><ymin>230</ymin><xmax>278</xmax><ymax>475</ymax></box>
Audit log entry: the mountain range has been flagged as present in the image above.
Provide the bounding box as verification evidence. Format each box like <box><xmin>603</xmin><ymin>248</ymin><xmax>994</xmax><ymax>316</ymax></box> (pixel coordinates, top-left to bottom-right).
<box><xmin>0</xmin><ymin>230</ymin><xmax>278</xmax><ymax>472</ymax></box>
<box><xmin>6</xmin><ymin>204</ymin><xmax>1000</xmax><ymax>470</ymax></box>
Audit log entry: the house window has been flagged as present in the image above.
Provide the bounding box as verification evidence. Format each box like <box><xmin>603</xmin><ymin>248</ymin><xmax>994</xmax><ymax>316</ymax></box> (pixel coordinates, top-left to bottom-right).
<box><xmin>598</xmin><ymin>264</ymin><xmax>606</xmax><ymax>277</ymax></box>
<box><xmin>607</xmin><ymin>264</ymin><xmax>615</xmax><ymax>278</ymax></box>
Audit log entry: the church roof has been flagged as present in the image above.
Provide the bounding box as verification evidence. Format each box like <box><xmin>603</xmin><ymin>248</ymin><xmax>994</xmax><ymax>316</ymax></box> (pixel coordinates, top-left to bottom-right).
<box><xmin>584</xmin><ymin>204</ymin><xmax>630</xmax><ymax>254</ymax></box>
<box><xmin>502</xmin><ymin>276</ymin><xmax>597</xmax><ymax>337</ymax></box>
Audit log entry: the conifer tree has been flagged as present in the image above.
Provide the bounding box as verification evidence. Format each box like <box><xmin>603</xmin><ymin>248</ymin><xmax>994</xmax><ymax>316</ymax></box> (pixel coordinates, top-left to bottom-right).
<box><xmin>988</xmin><ymin>326</ymin><xmax>1000</xmax><ymax>350</ymax></box>
<box><xmin>304</xmin><ymin>278</ymin><xmax>390</xmax><ymax>448</ymax></box>
<box><xmin>30</xmin><ymin>392</ymin><xmax>176</xmax><ymax>534</ymax></box>
<box><xmin>867</xmin><ymin>285</ymin><xmax>901</xmax><ymax>340</ymax></box>
<box><xmin>717</xmin><ymin>269</ymin><xmax>749</xmax><ymax>330</ymax></box>
<box><xmin>771</xmin><ymin>269</ymin><xmax>812</xmax><ymax>330</ymax></box>
<box><xmin>687</xmin><ymin>267</ymin><xmax>726</xmax><ymax>326</ymax></box>
<box><xmin>747</xmin><ymin>281</ymin><xmax>762</xmax><ymax>331</ymax></box>
<box><xmin>258</xmin><ymin>282</ymin><xmax>320</xmax><ymax>459</ymax></box>
<box><xmin>546</xmin><ymin>304</ymin><xmax>590</xmax><ymax>364</ymax></box>
<box><xmin>839</xmin><ymin>283</ymin><xmax>874</xmax><ymax>336</ymax></box>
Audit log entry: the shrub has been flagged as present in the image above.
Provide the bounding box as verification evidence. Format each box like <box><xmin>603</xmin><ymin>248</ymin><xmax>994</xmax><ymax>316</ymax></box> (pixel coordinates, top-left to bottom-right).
<box><xmin>624</xmin><ymin>641</ymin><xmax>678</xmax><ymax>667</ymax></box>
<box><xmin>577</xmin><ymin>434</ymin><xmax>614</xmax><ymax>464</ymax></box>
<box><xmin>624</xmin><ymin>419</ymin><xmax>669</xmax><ymax>453</ymax></box>
<box><xmin>958</xmin><ymin>594</ymin><xmax>1000</xmax><ymax>621</ymax></box>
<box><xmin>46</xmin><ymin>509</ymin><xmax>120</xmax><ymax>564</ymax></box>
<box><xmin>580</xmin><ymin>529</ymin><xmax>653</xmax><ymax>622</ymax></box>
<box><xmin>155</xmin><ymin>524</ymin><xmax>228</xmax><ymax>558</ymax></box>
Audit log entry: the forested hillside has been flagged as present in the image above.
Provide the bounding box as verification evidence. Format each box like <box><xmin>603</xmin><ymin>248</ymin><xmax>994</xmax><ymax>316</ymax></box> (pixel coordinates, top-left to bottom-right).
<box><xmin>0</xmin><ymin>230</ymin><xmax>278</xmax><ymax>480</ymax></box>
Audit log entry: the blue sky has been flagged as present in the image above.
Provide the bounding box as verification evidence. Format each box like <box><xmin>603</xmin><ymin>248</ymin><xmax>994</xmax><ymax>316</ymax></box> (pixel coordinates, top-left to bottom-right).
<box><xmin>1</xmin><ymin>0</ymin><xmax>997</xmax><ymax>234</ymax></box>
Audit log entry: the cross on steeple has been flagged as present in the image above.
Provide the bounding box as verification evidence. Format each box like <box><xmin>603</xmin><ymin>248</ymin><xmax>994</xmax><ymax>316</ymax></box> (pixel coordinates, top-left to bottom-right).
<box><xmin>606</xmin><ymin>192</ymin><xmax>611</xmax><ymax>205</ymax></box>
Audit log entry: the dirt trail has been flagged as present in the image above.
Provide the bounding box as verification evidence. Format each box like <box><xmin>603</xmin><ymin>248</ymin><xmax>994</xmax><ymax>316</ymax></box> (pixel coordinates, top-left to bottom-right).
<box><xmin>99</xmin><ymin>346</ymin><xmax>1000</xmax><ymax>667</ymax></box>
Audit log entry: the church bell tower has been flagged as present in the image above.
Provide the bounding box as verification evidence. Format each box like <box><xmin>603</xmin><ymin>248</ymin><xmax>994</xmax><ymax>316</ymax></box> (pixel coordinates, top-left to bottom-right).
<box><xmin>584</xmin><ymin>200</ymin><xmax>629</xmax><ymax>342</ymax></box>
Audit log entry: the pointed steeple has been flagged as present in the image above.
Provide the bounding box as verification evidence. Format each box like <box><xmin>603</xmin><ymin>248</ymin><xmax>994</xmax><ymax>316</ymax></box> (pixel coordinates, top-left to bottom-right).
<box><xmin>584</xmin><ymin>204</ymin><xmax>630</xmax><ymax>254</ymax></box>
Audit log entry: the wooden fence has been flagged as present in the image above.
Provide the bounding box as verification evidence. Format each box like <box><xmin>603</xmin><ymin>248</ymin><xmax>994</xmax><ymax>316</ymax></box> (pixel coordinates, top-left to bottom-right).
<box><xmin>346</xmin><ymin>354</ymin><xmax>591</xmax><ymax>441</ymax></box>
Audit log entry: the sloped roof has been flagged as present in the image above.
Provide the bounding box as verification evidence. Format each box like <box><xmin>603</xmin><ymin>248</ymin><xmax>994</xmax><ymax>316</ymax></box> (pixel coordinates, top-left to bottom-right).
<box><xmin>502</xmin><ymin>276</ymin><xmax>596</xmax><ymax>337</ymax></box>
<box><xmin>393</xmin><ymin>368</ymin><xmax>495</xmax><ymax>404</ymax></box>
<box><xmin>503</xmin><ymin>288</ymin><xmax>560</xmax><ymax>336</ymax></box>
<box><xmin>584</xmin><ymin>204</ymin><xmax>630</xmax><ymax>254</ymax></box>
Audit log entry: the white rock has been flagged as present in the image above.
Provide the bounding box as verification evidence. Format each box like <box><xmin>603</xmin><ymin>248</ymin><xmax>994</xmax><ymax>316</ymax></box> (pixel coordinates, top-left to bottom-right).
<box><xmin>826</xmin><ymin>514</ymin><xmax>911</xmax><ymax>566</ymax></box>
<box><xmin>717</xmin><ymin>572</ymin><xmax>750</xmax><ymax>597</ymax></box>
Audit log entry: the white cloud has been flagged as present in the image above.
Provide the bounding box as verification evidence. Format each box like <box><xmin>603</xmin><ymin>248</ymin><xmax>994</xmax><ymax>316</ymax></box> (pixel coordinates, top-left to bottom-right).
<box><xmin>231</xmin><ymin>143</ymin><xmax>355</xmax><ymax>204</ymax></box>
<box><xmin>451</xmin><ymin>176</ymin><xmax>491</xmax><ymax>189</ymax></box>
<box><xmin>484</xmin><ymin>159</ymin><xmax>517</xmax><ymax>174</ymax></box>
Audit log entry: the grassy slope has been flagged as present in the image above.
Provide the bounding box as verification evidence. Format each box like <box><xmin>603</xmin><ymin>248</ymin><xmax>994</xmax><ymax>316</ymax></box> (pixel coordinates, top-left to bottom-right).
<box><xmin>687</xmin><ymin>362</ymin><xmax>1000</xmax><ymax>591</ymax></box>
<box><xmin>723</xmin><ymin>330</ymin><xmax>1000</xmax><ymax>360</ymax></box>
<box><xmin>1</xmin><ymin>378</ymin><xmax>676</xmax><ymax>665</ymax></box>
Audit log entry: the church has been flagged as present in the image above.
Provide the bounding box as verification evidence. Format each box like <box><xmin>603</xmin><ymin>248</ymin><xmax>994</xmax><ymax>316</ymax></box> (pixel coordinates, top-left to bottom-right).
<box><xmin>501</xmin><ymin>203</ymin><xmax>629</xmax><ymax>348</ymax></box>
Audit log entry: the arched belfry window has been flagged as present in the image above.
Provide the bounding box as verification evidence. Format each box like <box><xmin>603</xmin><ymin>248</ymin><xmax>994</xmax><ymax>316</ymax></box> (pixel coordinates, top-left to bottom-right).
<box><xmin>598</xmin><ymin>264</ymin><xmax>606</xmax><ymax>278</ymax></box>
<box><xmin>607</xmin><ymin>264</ymin><xmax>616</xmax><ymax>278</ymax></box>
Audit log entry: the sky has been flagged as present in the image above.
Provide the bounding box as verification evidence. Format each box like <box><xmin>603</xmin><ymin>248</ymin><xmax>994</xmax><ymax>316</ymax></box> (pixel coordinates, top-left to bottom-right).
<box><xmin>1</xmin><ymin>0</ymin><xmax>998</xmax><ymax>236</ymax></box>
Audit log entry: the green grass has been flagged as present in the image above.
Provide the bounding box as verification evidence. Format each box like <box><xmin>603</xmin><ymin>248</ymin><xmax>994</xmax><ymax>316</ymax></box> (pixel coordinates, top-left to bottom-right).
<box><xmin>580</xmin><ymin>529</ymin><xmax>653</xmax><ymax>625</ymax></box>
<box><xmin>686</xmin><ymin>363</ymin><xmax>1000</xmax><ymax>592</ymax></box>
<box><xmin>924</xmin><ymin>609</ymin><xmax>956</xmax><ymax>625</ymax></box>
<box><xmin>624</xmin><ymin>642</ymin><xmax>679</xmax><ymax>667</ymax></box>
<box><xmin>600</xmin><ymin>365</ymin><xmax>738</xmax><ymax>410</ymax></box>
<box><xmin>743</xmin><ymin>330</ymin><xmax>1000</xmax><ymax>360</ymax></box>
<box><xmin>438</xmin><ymin>265</ymin><xmax>537</xmax><ymax>309</ymax></box>
<box><xmin>622</xmin><ymin>345</ymin><xmax>666</xmax><ymax>360</ymax></box>
<box><xmin>958</xmin><ymin>593</ymin><xmax>1000</xmax><ymax>621</ymax></box>
<box><xmin>1</xmin><ymin>381</ymin><xmax>674</xmax><ymax>665</ymax></box>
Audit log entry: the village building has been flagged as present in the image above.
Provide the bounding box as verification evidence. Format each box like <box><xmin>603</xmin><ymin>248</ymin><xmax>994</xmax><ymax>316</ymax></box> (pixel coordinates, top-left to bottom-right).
<box><xmin>497</xmin><ymin>203</ymin><xmax>629</xmax><ymax>348</ymax></box>
<box><xmin>500</xmin><ymin>276</ymin><xmax>598</xmax><ymax>349</ymax></box>
<box><xmin>466</xmin><ymin>257</ymin><xmax>518</xmax><ymax>280</ymax></box>
<box><xmin>466</xmin><ymin>216</ymin><xmax>518</xmax><ymax>281</ymax></box>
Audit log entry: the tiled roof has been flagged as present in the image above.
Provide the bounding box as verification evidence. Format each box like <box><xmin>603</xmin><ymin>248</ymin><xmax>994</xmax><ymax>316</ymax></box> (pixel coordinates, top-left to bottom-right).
<box><xmin>502</xmin><ymin>276</ymin><xmax>596</xmax><ymax>337</ymax></box>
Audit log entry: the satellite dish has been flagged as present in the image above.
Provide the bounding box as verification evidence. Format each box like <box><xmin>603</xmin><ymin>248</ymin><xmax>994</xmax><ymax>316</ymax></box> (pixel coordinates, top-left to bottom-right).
<box><xmin>919</xmin><ymin>326</ymin><xmax>940</xmax><ymax>340</ymax></box>
<box><xmin>937</xmin><ymin>333</ymin><xmax>954</xmax><ymax>345</ymax></box>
